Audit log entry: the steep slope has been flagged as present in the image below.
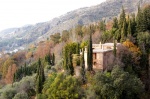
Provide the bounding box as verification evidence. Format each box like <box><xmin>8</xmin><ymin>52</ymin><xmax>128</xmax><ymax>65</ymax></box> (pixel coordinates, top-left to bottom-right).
<box><xmin>0</xmin><ymin>0</ymin><xmax>150</xmax><ymax>51</ymax></box>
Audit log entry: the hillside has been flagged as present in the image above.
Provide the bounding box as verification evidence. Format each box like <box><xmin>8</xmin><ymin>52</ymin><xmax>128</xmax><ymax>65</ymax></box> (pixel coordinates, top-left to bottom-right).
<box><xmin>0</xmin><ymin>1</ymin><xmax>150</xmax><ymax>98</ymax></box>
<box><xmin>0</xmin><ymin>0</ymin><xmax>150</xmax><ymax>51</ymax></box>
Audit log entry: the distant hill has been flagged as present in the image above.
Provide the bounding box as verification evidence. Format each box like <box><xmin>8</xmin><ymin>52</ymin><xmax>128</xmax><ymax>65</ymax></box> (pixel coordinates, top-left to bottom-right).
<box><xmin>0</xmin><ymin>0</ymin><xmax>150</xmax><ymax>51</ymax></box>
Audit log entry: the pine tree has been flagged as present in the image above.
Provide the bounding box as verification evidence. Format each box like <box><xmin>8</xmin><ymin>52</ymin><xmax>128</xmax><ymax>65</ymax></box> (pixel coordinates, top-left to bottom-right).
<box><xmin>87</xmin><ymin>28</ymin><xmax>93</xmax><ymax>71</ymax></box>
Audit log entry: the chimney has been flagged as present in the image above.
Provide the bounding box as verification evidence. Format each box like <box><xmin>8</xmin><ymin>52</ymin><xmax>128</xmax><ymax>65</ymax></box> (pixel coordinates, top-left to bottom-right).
<box><xmin>100</xmin><ymin>41</ymin><xmax>102</xmax><ymax>49</ymax></box>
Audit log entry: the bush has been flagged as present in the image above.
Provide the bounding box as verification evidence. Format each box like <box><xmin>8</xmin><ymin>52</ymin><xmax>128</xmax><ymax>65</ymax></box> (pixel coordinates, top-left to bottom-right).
<box><xmin>12</xmin><ymin>92</ymin><xmax>29</xmax><ymax>99</ymax></box>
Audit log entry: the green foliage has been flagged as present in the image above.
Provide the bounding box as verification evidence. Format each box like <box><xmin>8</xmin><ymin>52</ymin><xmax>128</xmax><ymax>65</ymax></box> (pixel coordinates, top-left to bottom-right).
<box><xmin>44</xmin><ymin>53</ymin><xmax>51</xmax><ymax>65</ymax></box>
<box><xmin>63</xmin><ymin>42</ymin><xmax>79</xmax><ymax>75</ymax></box>
<box><xmin>36</xmin><ymin>58</ymin><xmax>45</xmax><ymax>94</ymax></box>
<box><xmin>80</xmin><ymin>41</ymin><xmax>88</xmax><ymax>49</ymax></box>
<box><xmin>0</xmin><ymin>75</ymin><xmax>36</xmax><ymax>99</ymax></box>
<box><xmin>119</xmin><ymin>6</ymin><xmax>126</xmax><ymax>29</ymax></box>
<box><xmin>0</xmin><ymin>88</ymin><xmax>16</xmax><ymax>99</ymax></box>
<box><xmin>80</xmin><ymin>50</ymin><xmax>86</xmax><ymax>84</ymax></box>
<box><xmin>76</xmin><ymin>43</ymin><xmax>80</xmax><ymax>54</ymax></box>
<box><xmin>137</xmin><ymin>32</ymin><xmax>150</xmax><ymax>53</ymax></box>
<box><xmin>136</xmin><ymin>5</ymin><xmax>150</xmax><ymax>32</ymax></box>
<box><xmin>87</xmin><ymin>32</ymin><xmax>93</xmax><ymax>71</ymax></box>
<box><xmin>61</xmin><ymin>30</ymin><xmax>69</xmax><ymax>42</ymax></box>
<box><xmin>92</xmin><ymin>66</ymin><xmax>144</xmax><ymax>99</ymax></box>
<box><xmin>75</xmin><ymin>25</ymin><xmax>83</xmax><ymax>37</ymax></box>
<box><xmin>50</xmin><ymin>33</ymin><xmax>61</xmax><ymax>44</ymax></box>
<box><xmin>14</xmin><ymin>62</ymin><xmax>37</xmax><ymax>82</ymax></box>
<box><xmin>42</xmin><ymin>73</ymin><xmax>82</xmax><ymax>99</ymax></box>
<box><xmin>121</xmin><ymin>20</ymin><xmax>127</xmax><ymax>42</ymax></box>
<box><xmin>44</xmin><ymin>53</ymin><xmax>55</xmax><ymax>66</ymax></box>
<box><xmin>12</xmin><ymin>92</ymin><xmax>29</xmax><ymax>99</ymax></box>
<box><xmin>101</xmin><ymin>30</ymin><xmax>113</xmax><ymax>43</ymax></box>
<box><xmin>99</xmin><ymin>20</ymin><xmax>106</xmax><ymax>31</ymax></box>
<box><xmin>113</xmin><ymin>40</ymin><xmax>117</xmax><ymax>57</ymax></box>
<box><xmin>127</xmin><ymin>18</ymin><xmax>132</xmax><ymax>36</ymax></box>
<box><xmin>112</xmin><ymin>17</ymin><xmax>119</xmax><ymax>29</ymax></box>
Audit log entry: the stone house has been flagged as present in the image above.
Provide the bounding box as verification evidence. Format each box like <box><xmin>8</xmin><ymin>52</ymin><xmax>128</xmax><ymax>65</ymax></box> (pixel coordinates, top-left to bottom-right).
<box><xmin>84</xmin><ymin>42</ymin><xmax>121</xmax><ymax>70</ymax></box>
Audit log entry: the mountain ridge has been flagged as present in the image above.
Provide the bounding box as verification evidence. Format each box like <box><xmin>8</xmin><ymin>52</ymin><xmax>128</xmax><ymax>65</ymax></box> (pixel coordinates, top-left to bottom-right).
<box><xmin>0</xmin><ymin>0</ymin><xmax>150</xmax><ymax>51</ymax></box>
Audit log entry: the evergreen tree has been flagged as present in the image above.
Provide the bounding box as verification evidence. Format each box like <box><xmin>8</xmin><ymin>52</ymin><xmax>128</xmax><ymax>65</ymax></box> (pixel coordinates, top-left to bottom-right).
<box><xmin>113</xmin><ymin>39</ymin><xmax>117</xmax><ymax>57</ymax></box>
<box><xmin>68</xmin><ymin>52</ymin><xmax>74</xmax><ymax>75</ymax></box>
<box><xmin>136</xmin><ymin>5</ymin><xmax>147</xmax><ymax>32</ymax></box>
<box><xmin>80</xmin><ymin>49</ymin><xmax>86</xmax><ymax>84</ymax></box>
<box><xmin>76</xmin><ymin>43</ymin><xmax>80</xmax><ymax>54</ymax></box>
<box><xmin>100</xmin><ymin>20</ymin><xmax>106</xmax><ymax>31</ymax></box>
<box><xmin>119</xmin><ymin>6</ymin><xmax>126</xmax><ymax>29</ymax></box>
<box><xmin>87</xmin><ymin>29</ymin><xmax>93</xmax><ymax>71</ymax></box>
<box><xmin>131</xmin><ymin>13</ymin><xmax>137</xmax><ymax>36</ymax></box>
<box><xmin>143</xmin><ymin>5</ymin><xmax>150</xmax><ymax>31</ymax></box>
<box><xmin>121</xmin><ymin>20</ymin><xmax>127</xmax><ymax>42</ymax></box>
<box><xmin>63</xmin><ymin>42</ymin><xmax>78</xmax><ymax>74</ymax></box>
<box><xmin>127</xmin><ymin>18</ymin><xmax>132</xmax><ymax>36</ymax></box>
<box><xmin>112</xmin><ymin>17</ymin><xmax>119</xmax><ymax>29</ymax></box>
<box><xmin>24</xmin><ymin>62</ymin><xmax>27</xmax><ymax>76</ymax></box>
<box><xmin>52</xmin><ymin>53</ymin><xmax>55</xmax><ymax>66</ymax></box>
<box><xmin>45</xmin><ymin>53</ymin><xmax>51</xmax><ymax>65</ymax></box>
<box><xmin>36</xmin><ymin>58</ymin><xmax>45</xmax><ymax>94</ymax></box>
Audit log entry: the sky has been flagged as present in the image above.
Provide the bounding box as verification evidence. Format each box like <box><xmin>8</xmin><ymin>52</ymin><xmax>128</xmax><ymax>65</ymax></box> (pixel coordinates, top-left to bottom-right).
<box><xmin>0</xmin><ymin>0</ymin><xmax>106</xmax><ymax>31</ymax></box>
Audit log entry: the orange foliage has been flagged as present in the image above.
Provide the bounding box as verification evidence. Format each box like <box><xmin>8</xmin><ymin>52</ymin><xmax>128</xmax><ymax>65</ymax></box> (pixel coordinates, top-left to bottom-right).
<box><xmin>26</xmin><ymin>51</ymin><xmax>33</xmax><ymax>59</ymax></box>
<box><xmin>35</xmin><ymin>41</ymin><xmax>54</xmax><ymax>59</ymax></box>
<box><xmin>5</xmin><ymin>64</ymin><xmax>17</xmax><ymax>84</ymax></box>
<box><xmin>123</xmin><ymin>39</ymin><xmax>141</xmax><ymax>55</ymax></box>
<box><xmin>123</xmin><ymin>39</ymin><xmax>141</xmax><ymax>64</ymax></box>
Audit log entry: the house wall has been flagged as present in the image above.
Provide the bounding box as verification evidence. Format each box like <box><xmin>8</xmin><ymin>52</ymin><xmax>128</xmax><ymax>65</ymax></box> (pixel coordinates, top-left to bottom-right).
<box><xmin>93</xmin><ymin>51</ymin><xmax>114</xmax><ymax>70</ymax></box>
<box><xmin>103</xmin><ymin>51</ymin><xmax>114</xmax><ymax>70</ymax></box>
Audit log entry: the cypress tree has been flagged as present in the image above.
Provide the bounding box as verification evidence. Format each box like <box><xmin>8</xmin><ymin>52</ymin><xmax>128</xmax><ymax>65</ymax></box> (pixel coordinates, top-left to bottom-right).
<box><xmin>76</xmin><ymin>43</ymin><xmax>80</xmax><ymax>54</ymax></box>
<box><xmin>45</xmin><ymin>53</ymin><xmax>51</xmax><ymax>65</ymax></box>
<box><xmin>24</xmin><ymin>62</ymin><xmax>27</xmax><ymax>76</ymax></box>
<box><xmin>80</xmin><ymin>49</ymin><xmax>86</xmax><ymax>84</ymax></box>
<box><xmin>68</xmin><ymin>52</ymin><xmax>74</xmax><ymax>75</ymax></box>
<box><xmin>52</xmin><ymin>53</ymin><xmax>55</xmax><ymax>66</ymax></box>
<box><xmin>87</xmin><ymin>27</ymin><xmax>93</xmax><ymax>71</ymax></box>
<box><xmin>143</xmin><ymin>5</ymin><xmax>150</xmax><ymax>31</ymax></box>
<box><xmin>131</xmin><ymin>13</ymin><xmax>136</xmax><ymax>36</ymax></box>
<box><xmin>112</xmin><ymin>17</ymin><xmax>119</xmax><ymax>29</ymax></box>
<box><xmin>119</xmin><ymin>6</ymin><xmax>126</xmax><ymax>29</ymax></box>
<box><xmin>36</xmin><ymin>58</ymin><xmax>45</xmax><ymax>94</ymax></box>
<box><xmin>127</xmin><ymin>18</ymin><xmax>132</xmax><ymax>36</ymax></box>
<box><xmin>113</xmin><ymin>39</ymin><xmax>117</xmax><ymax>57</ymax></box>
<box><xmin>121</xmin><ymin>20</ymin><xmax>127</xmax><ymax>42</ymax></box>
<box><xmin>136</xmin><ymin>5</ymin><xmax>143</xmax><ymax>32</ymax></box>
<box><xmin>100</xmin><ymin>20</ymin><xmax>106</xmax><ymax>31</ymax></box>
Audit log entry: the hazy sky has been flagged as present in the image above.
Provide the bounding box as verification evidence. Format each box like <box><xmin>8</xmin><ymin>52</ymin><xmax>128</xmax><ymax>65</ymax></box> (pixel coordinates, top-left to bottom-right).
<box><xmin>0</xmin><ymin>0</ymin><xmax>106</xmax><ymax>31</ymax></box>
